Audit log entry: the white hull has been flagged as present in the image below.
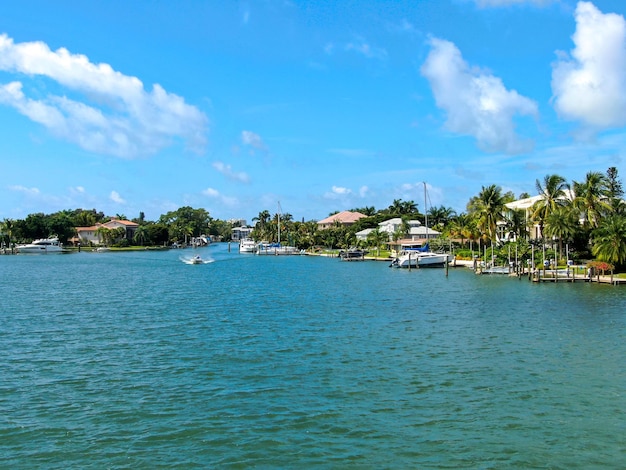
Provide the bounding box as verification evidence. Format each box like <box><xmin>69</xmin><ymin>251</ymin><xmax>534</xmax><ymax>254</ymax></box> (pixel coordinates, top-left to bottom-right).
<box><xmin>17</xmin><ymin>238</ymin><xmax>64</xmax><ymax>254</ymax></box>
<box><xmin>392</xmin><ymin>251</ymin><xmax>452</xmax><ymax>268</ymax></box>
<box><xmin>239</xmin><ymin>238</ymin><xmax>257</xmax><ymax>253</ymax></box>
<box><xmin>256</xmin><ymin>244</ymin><xmax>301</xmax><ymax>255</ymax></box>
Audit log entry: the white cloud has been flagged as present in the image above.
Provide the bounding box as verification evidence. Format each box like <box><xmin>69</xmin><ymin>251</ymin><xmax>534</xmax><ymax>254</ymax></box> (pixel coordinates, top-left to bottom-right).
<box><xmin>0</xmin><ymin>33</ymin><xmax>208</xmax><ymax>158</ymax></box>
<box><xmin>109</xmin><ymin>191</ymin><xmax>125</xmax><ymax>204</ymax></box>
<box><xmin>202</xmin><ymin>187</ymin><xmax>238</xmax><ymax>206</ymax></box>
<box><xmin>8</xmin><ymin>185</ymin><xmax>40</xmax><ymax>195</ymax></box>
<box><xmin>552</xmin><ymin>2</ymin><xmax>626</xmax><ymax>130</ymax></box>
<box><xmin>421</xmin><ymin>37</ymin><xmax>538</xmax><ymax>154</ymax></box>
<box><xmin>323</xmin><ymin>185</ymin><xmax>353</xmax><ymax>200</ymax></box>
<box><xmin>212</xmin><ymin>161</ymin><xmax>250</xmax><ymax>183</ymax></box>
<box><xmin>332</xmin><ymin>186</ymin><xmax>352</xmax><ymax>195</ymax></box>
<box><xmin>345</xmin><ymin>36</ymin><xmax>387</xmax><ymax>60</ymax></box>
<box><xmin>359</xmin><ymin>185</ymin><xmax>369</xmax><ymax>197</ymax></box>
<box><xmin>475</xmin><ymin>0</ymin><xmax>553</xmax><ymax>7</ymax></box>
<box><xmin>241</xmin><ymin>130</ymin><xmax>267</xmax><ymax>151</ymax></box>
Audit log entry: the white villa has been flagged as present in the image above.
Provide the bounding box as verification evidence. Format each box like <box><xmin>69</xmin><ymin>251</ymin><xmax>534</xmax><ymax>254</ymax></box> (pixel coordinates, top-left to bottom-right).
<box><xmin>232</xmin><ymin>226</ymin><xmax>253</xmax><ymax>241</ymax></box>
<box><xmin>356</xmin><ymin>217</ymin><xmax>441</xmax><ymax>251</ymax></box>
<box><xmin>503</xmin><ymin>190</ymin><xmax>577</xmax><ymax>241</ymax></box>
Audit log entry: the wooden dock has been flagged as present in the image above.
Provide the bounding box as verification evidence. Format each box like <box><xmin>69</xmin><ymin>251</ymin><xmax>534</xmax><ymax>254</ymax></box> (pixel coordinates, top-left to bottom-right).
<box><xmin>531</xmin><ymin>271</ymin><xmax>626</xmax><ymax>285</ymax></box>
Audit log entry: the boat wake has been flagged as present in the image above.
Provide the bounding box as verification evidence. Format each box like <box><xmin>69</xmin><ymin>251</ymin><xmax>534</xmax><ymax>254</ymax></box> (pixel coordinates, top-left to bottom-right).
<box><xmin>180</xmin><ymin>255</ymin><xmax>214</xmax><ymax>265</ymax></box>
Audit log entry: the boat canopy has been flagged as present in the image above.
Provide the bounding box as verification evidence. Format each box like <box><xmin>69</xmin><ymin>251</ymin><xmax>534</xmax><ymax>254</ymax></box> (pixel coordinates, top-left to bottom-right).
<box><xmin>403</xmin><ymin>243</ymin><xmax>430</xmax><ymax>252</ymax></box>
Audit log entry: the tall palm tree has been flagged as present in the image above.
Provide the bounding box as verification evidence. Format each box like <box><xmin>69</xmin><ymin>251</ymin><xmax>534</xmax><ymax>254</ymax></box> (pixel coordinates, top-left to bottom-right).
<box><xmin>502</xmin><ymin>208</ymin><xmax>529</xmax><ymax>242</ymax></box>
<box><xmin>387</xmin><ymin>199</ymin><xmax>404</xmax><ymax>215</ymax></box>
<box><xmin>447</xmin><ymin>213</ymin><xmax>471</xmax><ymax>248</ymax></box>
<box><xmin>543</xmin><ymin>205</ymin><xmax>580</xmax><ymax>261</ymax></box>
<box><xmin>591</xmin><ymin>215</ymin><xmax>626</xmax><ymax>266</ymax></box>
<box><xmin>531</xmin><ymin>174</ymin><xmax>570</xmax><ymax>237</ymax></box>
<box><xmin>573</xmin><ymin>171</ymin><xmax>610</xmax><ymax>229</ymax></box>
<box><xmin>133</xmin><ymin>225</ymin><xmax>148</xmax><ymax>246</ymax></box>
<box><xmin>467</xmin><ymin>184</ymin><xmax>506</xmax><ymax>245</ymax></box>
<box><xmin>1</xmin><ymin>218</ymin><xmax>14</xmax><ymax>249</ymax></box>
<box><xmin>367</xmin><ymin>227</ymin><xmax>387</xmax><ymax>257</ymax></box>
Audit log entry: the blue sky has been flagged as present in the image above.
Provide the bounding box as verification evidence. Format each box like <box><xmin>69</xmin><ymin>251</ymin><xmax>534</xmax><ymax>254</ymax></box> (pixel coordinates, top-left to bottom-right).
<box><xmin>1</xmin><ymin>0</ymin><xmax>626</xmax><ymax>223</ymax></box>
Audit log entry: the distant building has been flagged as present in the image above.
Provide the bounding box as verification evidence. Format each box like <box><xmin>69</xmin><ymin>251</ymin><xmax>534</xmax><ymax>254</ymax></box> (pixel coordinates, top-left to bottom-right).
<box><xmin>317</xmin><ymin>211</ymin><xmax>367</xmax><ymax>230</ymax></box>
<box><xmin>504</xmin><ymin>191</ymin><xmax>576</xmax><ymax>241</ymax></box>
<box><xmin>232</xmin><ymin>226</ymin><xmax>253</xmax><ymax>241</ymax></box>
<box><xmin>75</xmin><ymin>218</ymin><xmax>139</xmax><ymax>245</ymax></box>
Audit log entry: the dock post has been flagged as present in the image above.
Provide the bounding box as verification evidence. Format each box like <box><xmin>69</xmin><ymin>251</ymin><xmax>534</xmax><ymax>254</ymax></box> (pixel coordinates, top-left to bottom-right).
<box><xmin>445</xmin><ymin>258</ymin><xmax>449</xmax><ymax>277</ymax></box>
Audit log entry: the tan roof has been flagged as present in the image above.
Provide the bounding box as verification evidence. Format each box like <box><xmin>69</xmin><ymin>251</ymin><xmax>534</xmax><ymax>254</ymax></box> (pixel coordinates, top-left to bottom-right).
<box><xmin>317</xmin><ymin>210</ymin><xmax>367</xmax><ymax>225</ymax></box>
<box><xmin>105</xmin><ymin>219</ymin><xmax>139</xmax><ymax>227</ymax></box>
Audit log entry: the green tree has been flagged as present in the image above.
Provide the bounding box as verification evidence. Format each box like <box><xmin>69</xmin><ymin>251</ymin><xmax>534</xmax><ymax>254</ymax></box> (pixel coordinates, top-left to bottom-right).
<box><xmin>47</xmin><ymin>211</ymin><xmax>76</xmax><ymax>244</ymax></box>
<box><xmin>95</xmin><ymin>226</ymin><xmax>111</xmax><ymax>246</ymax></box>
<box><xmin>531</xmin><ymin>174</ymin><xmax>570</xmax><ymax>237</ymax></box>
<box><xmin>606</xmin><ymin>166</ymin><xmax>624</xmax><ymax>213</ymax></box>
<box><xmin>591</xmin><ymin>215</ymin><xmax>626</xmax><ymax>267</ymax></box>
<box><xmin>133</xmin><ymin>225</ymin><xmax>148</xmax><ymax>246</ymax></box>
<box><xmin>573</xmin><ymin>171</ymin><xmax>610</xmax><ymax>229</ymax></box>
<box><xmin>543</xmin><ymin>205</ymin><xmax>580</xmax><ymax>261</ymax></box>
<box><xmin>367</xmin><ymin>227</ymin><xmax>387</xmax><ymax>257</ymax></box>
<box><xmin>467</xmin><ymin>184</ymin><xmax>506</xmax><ymax>245</ymax></box>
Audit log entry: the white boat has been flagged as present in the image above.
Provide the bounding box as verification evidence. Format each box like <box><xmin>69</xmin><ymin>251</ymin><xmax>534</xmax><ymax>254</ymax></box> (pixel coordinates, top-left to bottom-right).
<box><xmin>239</xmin><ymin>238</ymin><xmax>257</xmax><ymax>253</ymax></box>
<box><xmin>390</xmin><ymin>182</ymin><xmax>452</xmax><ymax>269</ymax></box>
<box><xmin>190</xmin><ymin>255</ymin><xmax>203</xmax><ymax>264</ymax></box>
<box><xmin>16</xmin><ymin>237</ymin><xmax>64</xmax><ymax>254</ymax></box>
<box><xmin>390</xmin><ymin>244</ymin><xmax>453</xmax><ymax>268</ymax></box>
<box><xmin>255</xmin><ymin>202</ymin><xmax>301</xmax><ymax>255</ymax></box>
<box><xmin>256</xmin><ymin>242</ymin><xmax>302</xmax><ymax>255</ymax></box>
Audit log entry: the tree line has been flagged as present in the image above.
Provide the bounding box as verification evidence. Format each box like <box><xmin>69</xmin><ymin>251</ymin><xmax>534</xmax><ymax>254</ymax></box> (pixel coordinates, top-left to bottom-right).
<box><xmin>2</xmin><ymin>167</ymin><xmax>625</xmax><ymax>269</ymax></box>
<box><xmin>0</xmin><ymin>207</ymin><xmax>233</xmax><ymax>248</ymax></box>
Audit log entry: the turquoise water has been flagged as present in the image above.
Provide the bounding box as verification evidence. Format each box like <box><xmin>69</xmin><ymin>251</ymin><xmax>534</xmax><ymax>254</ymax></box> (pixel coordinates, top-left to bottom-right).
<box><xmin>1</xmin><ymin>243</ymin><xmax>625</xmax><ymax>468</ymax></box>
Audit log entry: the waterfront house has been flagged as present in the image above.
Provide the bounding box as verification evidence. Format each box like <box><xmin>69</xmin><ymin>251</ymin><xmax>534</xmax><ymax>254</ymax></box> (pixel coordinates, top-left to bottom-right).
<box><xmin>317</xmin><ymin>211</ymin><xmax>367</xmax><ymax>230</ymax></box>
<box><xmin>75</xmin><ymin>218</ymin><xmax>139</xmax><ymax>245</ymax></box>
<box><xmin>503</xmin><ymin>191</ymin><xmax>576</xmax><ymax>241</ymax></box>
<box><xmin>232</xmin><ymin>225</ymin><xmax>253</xmax><ymax>241</ymax></box>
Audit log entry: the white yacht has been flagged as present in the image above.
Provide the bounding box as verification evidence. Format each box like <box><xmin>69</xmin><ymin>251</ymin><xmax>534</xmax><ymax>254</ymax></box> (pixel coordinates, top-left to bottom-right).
<box><xmin>391</xmin><ymin>247</ymin><xmax>452</xmax><ymax>268</ymax></box>
<box><xmin>390</xmin><ymin>182</ymin><xmax>452</xmax><ymax>269</ymax></box>
<box><xmin>239</xmin><ymin>238</ymin><xmax>257</xmax><ymax>253</ymax></box>
<box><xmin>256</xmin><ymin>242</ymin><xmax>301</xmax><ymax>255</ymax></box>
<box><xmin>17</xmin><ymin>237</ymin><xmax>64</xmax><ymax>254</ymax></box>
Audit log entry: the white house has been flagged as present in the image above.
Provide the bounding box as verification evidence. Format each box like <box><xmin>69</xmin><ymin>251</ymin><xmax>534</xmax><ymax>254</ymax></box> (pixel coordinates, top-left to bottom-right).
<box><xmin>232</xmin><ymin>226</ymin><xmax>253</xmax><ymax>241</ymax></box>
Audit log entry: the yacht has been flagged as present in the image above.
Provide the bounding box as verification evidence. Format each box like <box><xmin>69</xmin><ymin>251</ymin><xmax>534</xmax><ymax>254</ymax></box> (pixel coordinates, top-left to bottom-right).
<box><xmin>17</xmin><ymin>237</ymin><xmax>64</xmax><ymax>254</ymax></box>
<box><xmin>391</xmin><ymin>246</ymin><xmax>452</xmax><ymax>268</ymax></box>
<box><xmin>256</xmin><ymin>242</ymin><xmax>301</xmax><ymax>255</ymax></box>
<box><xmin>239</xmin><ymin>238</ymin><xmax>257</xmax><ymax>253</ymax></box>
<box><xmin>390</xmin><ymin>182</ymin><xmax>452</xmax><ymax>269</ymax></box>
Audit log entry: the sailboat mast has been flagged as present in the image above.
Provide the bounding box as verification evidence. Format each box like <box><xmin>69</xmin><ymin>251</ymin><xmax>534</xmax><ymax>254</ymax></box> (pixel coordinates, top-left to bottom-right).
<box><xmin>423</xmin><ymin>182</ymin><xmax>428</xmax><ymax>244</ymax></box>
<box><xmin>277</xmin><ymin>201</ymin><xmax>281</xmax><ymax>245</ymax></box>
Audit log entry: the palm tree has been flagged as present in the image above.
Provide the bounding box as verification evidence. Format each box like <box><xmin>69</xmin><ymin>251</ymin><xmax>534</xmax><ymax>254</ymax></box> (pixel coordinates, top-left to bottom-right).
<box><xmin>387</xmin><ymin>199</ymin><xmax>404</xmax><ymax>215</ymax></box>
<box><xmin>1</xmin><ymin>218</ymin><xmax>14</xmax><ymax>249</ymax></box>
<box><xmin>531</xmin><ymin>174</ymin><xmax>571</xmax><ymax>237</ymax></box>
<box><xmin>447</xmin><ymin>213</ymin><xmax>470</xmax><ymax>248</ymax></box>
<box><xmin>591</xmin><ymin>215</ymin><xmax>626</xmax><ymax>266</ymax></box>
<box><xmin>400</xmin><ymin>200</ymin><xmax>418</xmax><ymax>215</ymax></box>
<box><xmin>367</xmin><ymin>227</ymin><xmax>387</xmax><ymax>257</ymax></box>
<box><xmin>573</xmin><ymin>171</ymin><xmax>610</xmax><ymax>230</ymax></box>
<box><xmin>502</xmin><ymin>208</ymin><xmax>529</xmax><ymax>242</ymax></box>
<box><xmin>543</xmin><ymin>205</ymin><xmax>580</xmax><ymax>261</ymax></box>
<box><xmin>133</xmin><ymin>225</ymin><xmax>148</xmax><ymax>246</ymax></box>
<box><xmin>95</xmin><ymin>226</ymin><xmax>111</xmax><ymax>246</ymax></box>
<box><xmin>467</xmin><ymin>184</ymin><xmax>506</xmax><ymax>245</ymax></box>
